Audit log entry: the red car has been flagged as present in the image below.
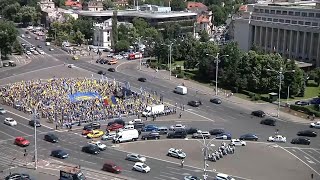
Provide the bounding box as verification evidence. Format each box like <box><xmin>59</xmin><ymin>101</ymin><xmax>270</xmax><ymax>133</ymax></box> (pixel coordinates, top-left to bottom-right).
<box><xmin>14</xmin><ymin>137</ymin><xmax>30</xmax><ymax>147</ymax></box>
<box><xmin>107</xmin><ymin>123</ymin><xmax>123</xmax><ymax>131</ymax></box>
<box><xmin>102</xmin><ymin>161</ymin><xmax>122</xmax><ymax>173</ymax></box>
<box><xmin>82</xmin><ymin>129</ymin><xmax>93</xmax><ymax>135</ymax></box>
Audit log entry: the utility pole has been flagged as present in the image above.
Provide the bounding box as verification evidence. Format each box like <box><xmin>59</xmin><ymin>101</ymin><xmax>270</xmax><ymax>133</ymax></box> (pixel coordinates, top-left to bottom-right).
<box><xmin>138</xmin><ymin>37</ymin><xmax>142</xmax><ymax>71</ymax></box>
<box><xmin>33</xmin><ymin>108</ymin><xmax>38</xmax><ymax>170</ymax></box>
<box><xmin>286</xmin><ymin>85</ymin><xmax>290</xmax><ymax>105</ymax></box>
<box><xmin>0</xmin><ymin>48</ymin><xmax>2</xmax><ymax>67</ymax></box>
<box><xmin>169</xmin><ymin>43</ymin><xmax>172</xmax><ymax>80</ymax></box>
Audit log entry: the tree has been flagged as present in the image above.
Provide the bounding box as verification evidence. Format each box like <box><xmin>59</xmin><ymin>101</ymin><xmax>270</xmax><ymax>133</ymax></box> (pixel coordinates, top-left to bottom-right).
<box><xmin>2</xmin><ymin>2</ymin><xmax>21</xmax><ymax>21</ymax></box>
<box><xmin>132</xmin><ymin>17</ymin><xmax>149</xmax><ymax>36</ymax></box>
<box><xmin>53</xmin><ymin>0</ymin><xmax>65</xmax><ymax>7</ymax></box>
<box><xmin>170</xmin><ymin>0</ymin><xmax>185</xmax><ymax>11</ymax></box>
<box><xmin>102</xmin><ymin>0</ymin><xmax>114</xmax><ymax>10</ymax></box>
<box><xmin>118</xmin><ymin>24</ymin><xmax>129</xmax><ymax>41</ymax></box>
<box><xmin>0</xmin><ymin>20</ymin><xmax>18</xmax><ymax>58</ymax></box>
<box><xmin>72</xmin><ymin>18</ymin><xmax>94</xmax><ymax>39</ymax></box>
<box><xmin>210</xmin><ymin>5</ymin><xmax>226</xmax><ymax>26</ymax></box>
<box><xmin>13</xmin><ymin>39</ymin><xmax>23</xmax><ymax>55</ymax></box>
<box><xmin>310</xmin><ymin>68</ymin><xmax>320</xmax><ymax>86</ymax></box>
<box><xmin>115</xmin><ymin>40</ymin><xmax>130</xmax><ymax>52</ymax></box>
<box><xmin>16</xmin><ymin>6</ymin><xmax>40</xmax><ymax>26</ymax></box>
<box><xmin>112</xmin><ymin>11</ymin><xmax>118</xmax><ymax>47</ymax></box>
<box><xmin>73</xmin><ymin>31</ymin><xmax>85</xmax><ymax>45</ymax></box>
<box><xmin>199</xmin><ymin>30</ymin><xmax>210</xmax><ymax>42</ymax></box>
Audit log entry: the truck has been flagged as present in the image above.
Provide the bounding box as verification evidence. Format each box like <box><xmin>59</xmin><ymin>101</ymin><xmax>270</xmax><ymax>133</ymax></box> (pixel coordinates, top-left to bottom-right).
<box><xmin>113</xmin><ymin>129</ymin><xmax>139</xmax><ymax>143</ymax></box>
<box><xmin>142</xmin><ymin>104</ymin><xmax>165</xmax><ymax>117</ymax></box>
<box><xmin>60</xmin><ymin>167</ymin><xmax>86</xmax><ymax>180</ymax></box>
<box><xmin>128</xmin><ymin>52</ymin><xmax>142</xmax><ymax>60</ymax></box>
<box><xmin>174</xmin><ymin>86</ymin><xmax>187</xmax><ymax>95</ymax></box>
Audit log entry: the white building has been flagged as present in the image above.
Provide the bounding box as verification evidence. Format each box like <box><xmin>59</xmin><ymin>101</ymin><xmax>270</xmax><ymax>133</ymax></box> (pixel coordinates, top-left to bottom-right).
<box><xmin>233</xmin><ymin>0</ymin><xmax>320</xmax><ymax>66</ymax></box>
<box><xmin>93</xmin><ymin>19</ymin><xmax>113</xmax><ymax>49</ymax></box>
<box><xmin>138</xmin><ymin>4</ymin><xmax>171</xmax><ymax>12</ymax></box>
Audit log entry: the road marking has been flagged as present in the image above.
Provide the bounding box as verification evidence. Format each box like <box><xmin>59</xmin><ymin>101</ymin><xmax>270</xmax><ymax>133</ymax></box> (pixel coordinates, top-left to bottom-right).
<box><xmin>225</xmin><ymin>115</ymin><xmax>237</xmax><ymax>120</ymax></box>
<box><xmin>300</xmin><ymin>150</ymin><xmax>320</xmax><ymax>164</ymax></box>
<box><xmin>279</xmin><ymin>146</ymin><xmax>320</xmax><ymax>176</ymax></box>
<box><xmin>0</xmin><ymin>130</ymin><xmax>15</xmax><ymax>138</ymax></box>
<box><xmin>159</xmin><ymin>174</ymin><xmax>178</xmax><ymax>180</ymax></box>
<box><xmin>7</xmin><ymin>125</ymin><xmax>30</xmax><ymax>136</ymax></box>
<box><xmin>304</xmin><ymin>156</ymin><xmax>316</xmax><ymax>164</ymax></box>
<box><xmin>79</xmin><ymin>159</ymin><xmax>97</xmax><ymax>165</ymax></box>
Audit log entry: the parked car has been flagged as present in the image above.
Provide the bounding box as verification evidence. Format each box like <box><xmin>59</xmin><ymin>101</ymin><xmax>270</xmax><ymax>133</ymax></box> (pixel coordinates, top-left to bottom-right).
<box><xmin>143</xmin><ymin>124</ymin><xmax>158</xmax><ymax>132</ymax></box>
<box><xmin>167</xmin><ymin>148</ymin><xmax>186</xmax><ymax>159</ymax></box>
<box><xmin>192</xmin><ymin>130</ymin><xmax>211</xmax><ymax>139</ymax></box>
<box><xmin>186</xmin><ymin>127</ymin><xmax>198</xmax><ymax>134</ymax></box>
<box><xmin>169</xmin><ymin>124</ymin><xmax>186</xmax><ymax>131</ymax></box>
<box><xmin>44</xmin><ymin>133</ymin><xmax>59</xmax><ymax>143</ymax></box>
<box><xmin>4</xmin><ymin>117</ymin><xmax>17</xmax><ymax>126</ymax></box>
<box><xmin>107</xmin><ymin>123</ymin><xmax>124</xmax><ymax>131</ymax></box>
<box><xmin>82</xmin><ymin>145</ymin><xmax>100</xmax><ymax>154</ymax></box>
<box><xmin>51</xmin><ymin>149</ymin><xmax>69</xmax><ymax>159</ymax></box>
<box><xmin>251</xmin><ymin>110</ymin><xmax>266</xmax><ymax>117</ymax></box>
<box><xmin>125</xmin><ymin>153</ymin><xmax>146</xmax><ymax>162</ymax></box>
<box><xmin>295</xmin><ymin>101</ymin><xmax>309</xmax><ymax>106</ymax></box>
<box><xmin>5</xmin><ymin>173</ymin><xmax>31</xmax><ymax>180</ymax></box>
<box><xmin>230</xmin><ymin>139</ymin><xmax>246</xmax><ymax>146</ymax></box>
<box><xmin>291</xmin><ymin>137</ymin><xmax>311</xmax><ymax>145</ymax></box>
<box><xmin>188</xmin><ymin>100</ymin><xmax>202</xmax><ymax>107</ymax></box>
<box><xmin>268</xmin><ymin>135</ymin><xmax>286</xmax><ymax>143</ymax></box>
<box><xmin>141</xmin><ymin>132</ymin><xmax>160</xmax><ymax>140</ymax></box>
<box><xmin>102</xmin><ymin>161</ymin><xmax>122</xmax><ymax>173</ymax></box>
<box><xmin>210</xmin><ymin>98</ymin><xmax>222</xmax><ymax>104</ymax></box>
<box><xmin>239</xmin><ymin>133</ymin><xmax>258</xmax><ymax>141</ymax></box>
<box><xmin>84</xmin><ymin>122</ymin><xmax>101</xmax><ymax>130</ymax></box>
<box><xmin>215</xmin><ymin>133</ymin><xmax>232</xmax><ymax>140</ymax></box>
<box><xmin>209</xmin><ymin>129</ymin><xmax>225</xmax><ymax>135</ymax></box>
<box><xmin>167</xmin><ymin>130</ymin><xmax>187</xmax><ymax>139</ymax></box>
<box><xmin>297</xmin><ymin>130</ymin><xmax>317</xmax><ymax>137</ymax></box>
<box><xmin>310</xmin><ymin>121</ymin><xmax>320</xmax><ymax>129</ymax></box>
<box><xmin>101</xmin><ymin>132</ymin><xmax>117</xmax><ymax>141</ymax></box>
<box><xmin>260</xmin><ymin>118</ymin><xmax>276</xmax><ymax>126</ymax></box>
<box><xmin>132</xmin><ymin>162</ymin><xmax>151</xmax><ymax>173</ymax></box>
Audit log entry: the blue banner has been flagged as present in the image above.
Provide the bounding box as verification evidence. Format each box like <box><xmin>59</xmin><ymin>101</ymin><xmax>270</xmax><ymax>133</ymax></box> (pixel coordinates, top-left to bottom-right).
<box><xmin>69</xmin><ymin>92</ymin><xmax>101</xmax><ymax>102</ymax></box>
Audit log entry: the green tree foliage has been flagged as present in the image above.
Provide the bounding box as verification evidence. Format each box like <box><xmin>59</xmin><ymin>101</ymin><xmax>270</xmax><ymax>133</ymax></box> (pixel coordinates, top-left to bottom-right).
<box><xmin>102</xmin><ymin>0</ymin><xmax>114</xmax><ymax>10</ymax></box>
<box><xmin>115</xmin><ymin>40</ymin><xmax>130</xmax><ymax>52</ymax></box>
<box><xmin>309</xmin><ymin>68</ymin><xmax>320</xmax><ymax>86</ymax></box>
<box><xmin>210</xmin><ymin>5</ymin><xmax>226</xmax><ymax>26</ymax></box>
<box><xmin>132</xmin><ymin>17</ymin><xmax>149</xmax><ymax>35</ymax></box>
<box><xmin>13</xmin><ymin>39</ymin><xmax>23</xmax><ymax>55</ymax></box>
<box><xmin>53</xmin><ymin>0</ymin><xmax>65</xmax><ymax>7</ymax></box>
<box><xmin>170</xmin><ymin>0</ymin><xmax>185</xmax><ymax>11</ymax></box>
<box><xmin>0</xmin><ymin>20</ymin><xmax>18</xmax><ymax>58</ymax></box>
<box><xmin>199</xmin><ymin>30</ymin><xmax>210</xmax><ymax>42</ymax></box>
<box><xmin>2</xmin><ymin>2</ymin><xmax>21</xmax><ymax>21</ymax></box>
<box><xmin>72</xmin><ymin>18</ymin><xmax>94</xmax><ymax>39</ymax></box>
<box><xmin>16</xmin><ymin>6</ymin><xmax>40</xmax><ymax>25</ymax></box>
<box><xmin>73</xmin><ymin>31</ymin><xmax>85</xmax><ymax>45</ymax></box>
<box><xmin>112</xmin><ymin>11</ymin><xmax>118</xmax><ymax>47</ymax></box>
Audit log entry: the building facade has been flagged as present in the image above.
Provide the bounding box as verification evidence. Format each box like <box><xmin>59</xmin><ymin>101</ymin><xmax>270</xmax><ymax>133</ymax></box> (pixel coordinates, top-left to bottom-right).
<box><xmin>83</xmin><ymin>1</ymin><xmax>104</xmax><ymax>11</ymax></box>
<box><xmin>93</xmin><ymin>19</ymin><xmax>113</xmax><ymax>48</ymax></box>
<box><xmin>233</xmin><ymin>0</ymin><xmax>320</xmax><ymax>66</ymax></box>
<box><xmin>187</xmin><ymin>2</ymin><xmax>213</xmax><ymax>35</ymax></box>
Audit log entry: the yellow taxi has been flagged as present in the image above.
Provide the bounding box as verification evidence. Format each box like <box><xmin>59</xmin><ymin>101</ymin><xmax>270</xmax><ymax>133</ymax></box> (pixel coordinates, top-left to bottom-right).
<box><xmin>87</xmin><ymin>130</ymin><xmax>104</xmax><ymax>139</ymax></box>
<box><xmin>72</xmin><ymin>56</ymin><xmax>79</xmax><ymax>60</ymax></box>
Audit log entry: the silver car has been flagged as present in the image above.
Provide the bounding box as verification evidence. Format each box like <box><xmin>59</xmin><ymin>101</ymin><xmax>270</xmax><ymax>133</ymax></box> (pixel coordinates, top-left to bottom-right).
<box><xmin>125</xmin><ymin>153</ymin><xmax>146</xmax><ymax>162</ymax></box>
<box><xmin>0</xmin><ymin>107</ymin><xmax>6</xmax><ymax>114</ymax></box>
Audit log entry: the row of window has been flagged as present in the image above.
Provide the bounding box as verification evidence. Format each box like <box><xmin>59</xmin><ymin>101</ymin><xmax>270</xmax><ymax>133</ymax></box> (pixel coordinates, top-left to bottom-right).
<box><xmin>252</xmin><ymin>16</ymin><xmax>319</xmax><ymax>27</ymax></box>
<box><xmin>254</xmin><ymin>8</ymin><xmax>320</xmax><ymax>18</ymax></box>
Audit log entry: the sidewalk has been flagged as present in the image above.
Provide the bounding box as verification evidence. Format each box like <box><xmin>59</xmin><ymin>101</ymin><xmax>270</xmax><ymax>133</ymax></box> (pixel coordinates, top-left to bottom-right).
<box><xmin>139</xmin><ymin>66</ymin><xmax>314</xmax><ymax>124</ymax></box>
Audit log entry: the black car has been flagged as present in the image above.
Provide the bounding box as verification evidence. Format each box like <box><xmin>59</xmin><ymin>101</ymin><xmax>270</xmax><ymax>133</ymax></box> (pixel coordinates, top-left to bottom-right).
<box><xmin>134</xmin><ymin>122</ymin><xmax>145</xmax><ymax>129</ymax></box>
<box><xmin>209</xmin><ymin>129</ymin><xmax>225</xmax><ymax>135</ymax></box>
<box><xmin>141</xmin><ymin>132</ymin><xmax>160</xmax><ymax>140</ymax></box>
<box><xmin>239</xmin><ymin>133</ymin><xmax>259</xmax><ymax>141</ymax></box>
<box><xmin>29</xmin><ymin>120</ymin><xmax>41</xmax><ymax>127</ymax></box>
<box><xmin>82</xmin><ymin>145</ymin><xmax>100</xmax><ymax>154</ymax></box>
<box><xmin>108</xmin><ymin>68</ymin><xmax>115</xmax><ymax>72</ymax></box>
<box><xmin>97</xmin><ymin>70</ymin><xmax>106</xmax><ymax>75</ymax></box>
<box><xmin>186</xmin><ymin>127</ymin><xmax>198</xmax><ymax>134</ymax></box>
<box><xmin>291</xmin><ymin>137</ymin><xmax>311</xmax><ymax>145</ymax></box>
<box><xmin>297</xmin><ymin>130</ymin><xmax>317</xmax><ymax>137</ymax></box>
<box><xmin>295</xmin><ymin>101</ymin><xmax>309</xmax><ymax>106</ymax></box>
<box><xmin>51</xmin><ymin>149</ymin><xmax>69</xmax><ymax>159</ymax></box>
<box><xmin>44</xmin><ymin>133</ymin><xmax>59</xmax><ymax>143</ymax></box>
<box><xmin>260</xmin><ymin>118</ymin><xmax>276</xmax><ymax>126</ymax></box>
<box><xmin>138</xmin><ymin>77</ymin><xmax>147</xmax><ymax>82</ymax></box>
<box><xmin>5</xmin><ymin>173</ymin><xmax>31</xmax><ymax>180</ymax></box>
<box><xmin>167</xmin><ymin>130</ymin><xmax>187</xmax><ymax>138</ymax></box>
<box><xmin>210</xmin><ymin>98</ymin><xmax>222</xmax><ymax>104</ymax></box>
<box><xmin>251</xmin><ymin>110</ymin><xmax>266</xmax><ymax>117</ymax></box>
<box><xmin>83</xmin><ymin>122</ymin><xmax>101</xmax><ymax>130</ymax></box>
<box><xmin>188</xmin><ymin>100</ymin><xmax>202</xmax><ymax>107</ymax></box>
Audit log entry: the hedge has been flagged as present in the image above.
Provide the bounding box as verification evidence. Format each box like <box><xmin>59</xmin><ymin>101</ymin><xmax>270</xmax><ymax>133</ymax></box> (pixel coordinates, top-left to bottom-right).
<box><xmin>290</xmin><ymin>105</ymin><xmax>320</xmax><ymax>117</ymax></box>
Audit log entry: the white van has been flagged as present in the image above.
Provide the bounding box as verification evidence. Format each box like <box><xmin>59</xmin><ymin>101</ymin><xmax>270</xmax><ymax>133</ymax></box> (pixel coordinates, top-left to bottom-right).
<box><xmin>113</xmin><ymin>129</ymin><xmax>139</xmax><ymax>143</ymax></box>
<box><xmin>174</xmin><ymin>86</ymin><xmax>187</xmax><ymax>95</ymax></box>
<box><xmin>142</xmin><ymin>104</ymin><xmax>165</xmax><ymax>117</ymax></box>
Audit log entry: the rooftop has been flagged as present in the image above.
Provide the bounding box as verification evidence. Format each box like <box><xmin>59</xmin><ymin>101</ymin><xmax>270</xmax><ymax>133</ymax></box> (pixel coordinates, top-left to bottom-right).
<box><xmin>254</xmin><ymin>0</ymin><xmax>319</xmax><ymax>9</ymax></box>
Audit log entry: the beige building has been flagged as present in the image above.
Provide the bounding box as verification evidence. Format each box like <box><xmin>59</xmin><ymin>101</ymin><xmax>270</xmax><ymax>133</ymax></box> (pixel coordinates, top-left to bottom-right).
<box><xmin>83</xmin><ymin>0</ymin><xmax>104</xmax><ymax>11</ymax></box>
<box><xmin>233</xmin><ymin>0</ymin><xmax>320</xmax><ymax>66</ymax></box>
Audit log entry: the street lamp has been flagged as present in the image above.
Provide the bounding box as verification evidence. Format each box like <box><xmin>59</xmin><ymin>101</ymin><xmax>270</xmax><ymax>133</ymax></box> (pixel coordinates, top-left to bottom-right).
<box><xmin>206</xmin><ymin>53</ymin><xmax>229</xmax><ymax>96</ymax></box>
<box><xmin>32</xmin><ymin>101</ymin><xmax>42</xmax><ymax>170</ymax></box>
<box><xmin>267</xmin><ymin>67</ymin><xmax>295</xmax><ymax>117</ymax></box>
<box><xmin>138</xmin><ymin>36</ymin><xmax>142</xmax><ymax>71</ymax></box>
<box><xmin>185</xmin><ymin>134</ymin><xmax>215</xmax><ymax>180</ymax></box>
<box><xmin>162</xmin><ymin>43</ymin><xmax>173</xmax><ymax>80</ymax></box>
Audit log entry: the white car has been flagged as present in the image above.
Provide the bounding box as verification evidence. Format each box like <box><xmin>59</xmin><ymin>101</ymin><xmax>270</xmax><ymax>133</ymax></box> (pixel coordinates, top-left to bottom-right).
<box><xmin>215</xmin><ymin>173</ymin><xmax>235</xmax><ymax>180</ymax></box>
<box><xmin>67</xmin><ymin>64</ymin><xmax>75</xmax><ymax>68</ymax></box>
<box><xmin>39</xmin><ymin>50</ymin><xmax>45</xmax><ymax>55</ymax></box>
<box><xmin>230</xmin><ymin>139</ymin><xmax>246</xmax><ymax>146</ymax></box>
<box><xmin>310</xmin><ymin>121</ymin><xmax>320</xmax><ymax>129</ymax></box>
<box><xmin>26</xmin><ymin>51</ymin><xmax>31</xmax><ymax>55</ymax></box>
<box><xmin>126</xmin><ymin>153</ymin><xmax>146</xmax><ymax>162</ymax></box>
<box><xmin>128</xmin><ymin>119</ymin><xmax>142</xmax><ymax>125</ymax></box>
<box><xmin>89</xmin><ymin>140</ymin><xmax>106</xmax><ymax>150</ymax></box>
<box><xmin>192</xmin><ymin>130</ymin><xmax>211</xmax><ymax>139</ymax></box>
<box><xmin>268</xmin><ymin>135</ymin><xmax>286</xmax><ymax>143</ymax></box>
<box><xmin>167</xmin><ymin>148</ymin><xmax>186</xmax><ymax>159</ymax></box>
<box><xmin>169</xmin><ymin>124</ymin><xmax>186</xmax><ymax>131</ymax></box>
<box><xmin>27</xmin><ymin>35</ymin><xmax>31</xmax><ymax>39</ymax></box>
<box><xmin>0</xmin><ymin>107</ymin><xmax>6</xmax><ymax>114</ymax></box>
<box><xmin>101</xmin><ymin>132</ymin><xmax>116</xmax><ymax>141</ymax></box>
<box><xmin>132</xmin><ymin>162</ymin><xmax>150</xmax><ymax>173</ymax></box>
<box><xmin>4</xmin><ymin>118</ymin><xmax>17</xmax><ymax>126</ymax></box>
<box><xmin>21</xmin><ymin>34</ymin><xmax>25</xmax><ymax>38</ymax></box>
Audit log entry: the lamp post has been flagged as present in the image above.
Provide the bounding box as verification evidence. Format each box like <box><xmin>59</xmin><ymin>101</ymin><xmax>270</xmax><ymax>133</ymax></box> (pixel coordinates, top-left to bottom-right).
<box><xmin>206</xmin><ymin>53</ymin><xmax>229</xmax><ymax>96</ymax></box>
<box><xmin>267</xmin><ymin>67</ymin><xmax>295</xmax><ymax>117</ymax></box>
<box><xmin>138</xmin><ymin>36</ymin><xmax>142</xmax><ymax>71</ymax></box>
<box><xmin>32</xmin><ymin>101</ymin><xmax>42</xmax><ymax>170</ymax></box>
<box><xmin>162</xmin><ymin>43</ymin><xmax>173</xmax><ymax>80</ymax></box>
<box><xmin>287</xmin><ymin>85</ymin><xmax>290</xmax><ymax>105</ymax></box>
<box><xmin>185</xmin><ymin>134</ymin><xmax>215</xmax><ymax>180</ymax></box>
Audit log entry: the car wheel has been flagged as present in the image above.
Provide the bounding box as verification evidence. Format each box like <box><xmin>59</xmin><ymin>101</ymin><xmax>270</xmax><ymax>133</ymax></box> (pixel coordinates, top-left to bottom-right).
<box><xmin>309</xmin><ymin>125</ymin><xmax>313</xmax><ymax>128</ymax></box>
<box><xmin>155</xmin><ymin>137</ymin><xmax>158</xmax><ymax>140</ymax></box>
<box><xmin>144</xmin><ymin>137</ymin><xmax>147</xmax><ymax>140</ymax></box>
<box><xmin>242</xmin><ymin>144</ymin><xmax>245</xmax><ymax>146</ymax></box>
<box><xmin>143</xmin><ymin>170</ymin><xmax>146</xmax><ymax>173</ymax></box>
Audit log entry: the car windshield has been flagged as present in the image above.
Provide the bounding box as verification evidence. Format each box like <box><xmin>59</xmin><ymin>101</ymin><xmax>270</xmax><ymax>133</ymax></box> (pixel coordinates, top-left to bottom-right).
<box><xmin>142</xmin><ymin>164</ymin><xmax>147</xmax><ymax>168</ymax></box>
<box><xmin>136</xmin><ymin>154</ymin><xmax>141</xmax><ymax>158</ymax></box>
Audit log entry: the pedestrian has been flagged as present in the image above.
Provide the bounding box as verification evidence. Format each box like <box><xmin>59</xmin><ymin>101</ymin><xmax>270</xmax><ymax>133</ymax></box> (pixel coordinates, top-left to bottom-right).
<box><xmin>181</xmin><ymin>159</ymin><xmax>184</xmax><ymax>168</ymax></box>
<box><xmin>182</xmin><ymin>105</ymin><xmax>185</xmax><ymax>111</ymax></box>
<box><xmin>145</xmin><ymin>116</ymin><xmax>148</xmax><ymax>121</ymax></box>
<box><xmin>55</xmin><ymin>124</ymin><xmax>58</xmax><ymax>130</ymax></box>
<box><xmin>312</xmin><ymin>114</ymin><xmax>315</xmax><ymax>120</ymax></box>
<box><xmin>311</xmin><ymin>173</ymin><xmax>314</xmax><ymax>179</ymax></box>
<box><xmin>179</xmin><ymin>112</ymin><xmax>182</xmax><ymax>118</ymax></box>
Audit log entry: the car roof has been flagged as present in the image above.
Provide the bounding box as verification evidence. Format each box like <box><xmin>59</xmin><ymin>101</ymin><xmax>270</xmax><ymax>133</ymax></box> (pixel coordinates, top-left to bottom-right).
<box><xmin>135</xmin><ymin>162</ymin><xmax>144</xmax><ymax>166</ymax></box>
<box><xmin>216</xmin><ymin>173</ymin><xmax>230</xmax><ymax>178</ymax></box>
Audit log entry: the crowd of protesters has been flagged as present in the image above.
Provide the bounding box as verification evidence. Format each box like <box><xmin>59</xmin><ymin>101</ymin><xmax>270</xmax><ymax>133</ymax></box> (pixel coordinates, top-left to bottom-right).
<box><xmin>0</xmin><ymin>78</ymin><xmax>161</xmax><ymax>126</ymax></box>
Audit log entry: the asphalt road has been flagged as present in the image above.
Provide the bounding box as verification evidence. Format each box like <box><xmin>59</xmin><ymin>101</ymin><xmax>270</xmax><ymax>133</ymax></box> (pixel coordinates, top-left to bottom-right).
<box><xmin>0</xmin><ymin>28</ymin><xmax>317</xmax><ymax>179</ymax></box>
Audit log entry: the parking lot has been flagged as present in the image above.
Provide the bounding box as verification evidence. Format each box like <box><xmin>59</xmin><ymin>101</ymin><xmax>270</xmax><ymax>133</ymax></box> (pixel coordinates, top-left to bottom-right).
<box><xmin>117</xmin><ymin>140</ymin><xmax>313</xmax><ymax>180</ymax></box>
